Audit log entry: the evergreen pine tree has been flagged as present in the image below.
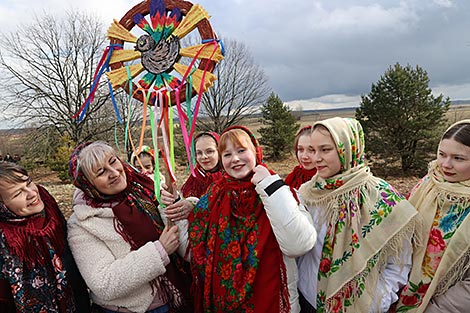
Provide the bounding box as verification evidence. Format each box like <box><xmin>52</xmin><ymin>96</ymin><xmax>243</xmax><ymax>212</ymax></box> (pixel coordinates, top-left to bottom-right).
<box><xmin>258</xmin><ymin>93</ymin><xmax>300</xmax><ymax>161</ymax></box>
<box><xmin>356</xmin><ymin>63</ymin><xmax>450</xmax><ymax>174</ymax></box>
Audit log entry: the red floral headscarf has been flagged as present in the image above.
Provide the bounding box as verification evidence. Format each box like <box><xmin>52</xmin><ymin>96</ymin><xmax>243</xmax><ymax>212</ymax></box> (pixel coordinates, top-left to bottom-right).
<box><xmin>188</xmin><ymin>126</ymin><xmax>290</xmax><ymax>312</ymax></box>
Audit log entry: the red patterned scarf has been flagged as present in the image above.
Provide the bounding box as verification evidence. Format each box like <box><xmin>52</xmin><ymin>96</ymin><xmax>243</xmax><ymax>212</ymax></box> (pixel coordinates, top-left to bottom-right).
<box><xmin>189</xmin><ymin>172</ymin><xmax>290</xmax><ymax>312</ymax></box>
<box><xmin>180</xmin><ymin>164</ymin><xmax>223</xmax><ymax>198</ymax></box>
<box><xmin>188</xmin><ymin>124</ymin><xmax>289</xmax><ymax>313</ymax></box>
<box><xmin>285</xmin><ymin>165</ymin><xmax>317</xmax><ymax>190</ymax></box>
<box><xmin>70</xmin><ymin>143</ymin><xmax>192</xmax><ymax>312</ymax></box>
<box><xmin>0</xmin><ymin>186</ymin><xmax>74</xmax><ymax>312</ymax></box>
<box><xmin>0</xmin><ymin>186</ymin><xmax>66</xmax><ymax>268</ymax></box>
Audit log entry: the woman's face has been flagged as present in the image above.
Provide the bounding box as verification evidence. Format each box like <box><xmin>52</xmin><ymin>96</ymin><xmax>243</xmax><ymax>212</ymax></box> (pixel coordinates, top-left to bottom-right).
<box><xmin>221</xmin><ymin>138</ymin><xmax>256</xmax><ymax>179</ymax></box>
<box><xmin>0</xmin><ymin>176</ymin><xmax>44</xmax><ymax>216</ymax></box>
<box><xmin>134</xmin><ymin>154</ymin><xmax>154</xmax><ymax>174</ymax></box>
<box><xmin>196</xmin><ymin>136</ymin><xmax>219</xmax><ymax>171</ymax></box>
<box><xmin>310</xmin><ymin>128</ymin><xmax>341</xmax><ymax>179</ymax></box>
<box><xmin>90</xmin><ymin>154</ymin><xmax>127</xmax><ymax>195</ymax></box>
<box><xmin>297</xmin><ymin>133</ymin><xmax>316</xmax><ymax>170</ymax></box>
<box><xmin>437</xmin><ymin>138</ymin><xmax>470</xmax><ymax>182</ymax></box>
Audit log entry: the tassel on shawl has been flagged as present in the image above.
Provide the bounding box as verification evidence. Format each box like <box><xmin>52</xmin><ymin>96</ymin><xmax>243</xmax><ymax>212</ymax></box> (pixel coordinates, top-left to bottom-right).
<box><xmin>366</xmin><ymin>213</ymin><xmax>423</xmax><ymax>312</ymax></box>
<box><xmin>300</xmin><ymin>180</ymin><xmax>372</xmax><ymax>229</ymax></box>
<box><xmin>279</xmin><ymin>259</ymin><xmax>291</xmax><ymax>312</ymax></box>
<box><xmin>1</xmin><ymin>221</ymin><xmax>65</xmax><ymax>268</ymax></box>
<box><xmin>434</xmin><ymin>249</ymin><xmax>470</xmax><ymax>297</ymax></box>
<box><xmin>0</xmin><ymin>189</ymin><xmax>66</xmax><ymax>269</ymax></box>
<box><xmin>154</xmin><ymin>275</ymin><xmax>185</xmax><ymax>311</ymax></box>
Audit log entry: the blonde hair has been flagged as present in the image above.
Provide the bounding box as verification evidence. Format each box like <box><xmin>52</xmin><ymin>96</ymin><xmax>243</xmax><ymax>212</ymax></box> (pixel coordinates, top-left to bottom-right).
<box><xmin>77</xmin><ymin>141</ymin><xmax>116</xmax><ymax>181</ymax></box>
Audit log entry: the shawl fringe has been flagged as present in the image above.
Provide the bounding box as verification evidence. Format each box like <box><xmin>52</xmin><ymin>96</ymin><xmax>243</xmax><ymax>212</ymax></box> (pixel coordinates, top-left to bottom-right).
<box><xmin>434</xmin><ymin>249</ymin><xmax>470</xmax><ymax>297</ymax></box>
<box><xmin>300</xmin><ymin>179</ymin><xmax>373</xmax><ymax>228</ymax></box>
<box><xmin>155</xmin><ymin>275</ymin><xmax>185</xmax><ymax>311</ymax></box>
<box><xmin>0</xmin><ymin>187</ymin><xmax>66</xmax><ymax>268</ymax></box>
<box><xmin>437</xmin><ymin>190</ymin><xmax>470</xmax><ymax>207</ymax></box>
<box><xmin>395</xmin><ymin>162</ymin><xmax>470</xmax><ymax>312</ymax></box>
<box><xmin>325</xmin><ymin>213</ymin><xmax>423</xmax><ymax>312</ymax></box>
<box><xmin>280</xmin><ymin>258</ymin><xmax>291</xmax><ymax>312</ymax></box>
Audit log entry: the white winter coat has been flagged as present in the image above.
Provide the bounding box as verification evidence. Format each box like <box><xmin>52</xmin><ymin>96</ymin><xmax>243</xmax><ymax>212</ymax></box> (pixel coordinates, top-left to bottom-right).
<box><xmin>67</xmin><ymin>190</ymin><xmax>169</xmax><ymax>313</ymax></box>
<box><xmin>255</xmin><ymin>174</ymin><xmax>317</xmax><ymax>313</ymax></box>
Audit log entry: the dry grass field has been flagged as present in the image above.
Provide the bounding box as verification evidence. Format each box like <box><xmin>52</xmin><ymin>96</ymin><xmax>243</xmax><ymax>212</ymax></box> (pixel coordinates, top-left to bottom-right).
<box><xmin>15</xmin><ymin>104</ymin><xmax>470</xmax><ymax>218</ymax></box>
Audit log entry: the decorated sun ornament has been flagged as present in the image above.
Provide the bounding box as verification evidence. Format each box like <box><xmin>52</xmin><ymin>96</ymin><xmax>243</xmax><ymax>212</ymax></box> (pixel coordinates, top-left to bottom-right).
<box><xmin>106</xmin><ymin>0</ymin><xmax>224</xmax><ymax>105</ymax></box>
<box><xmin>74</xmin><ymin>0</ymin><xmax>223</xmax><ymax>199</ymax></box>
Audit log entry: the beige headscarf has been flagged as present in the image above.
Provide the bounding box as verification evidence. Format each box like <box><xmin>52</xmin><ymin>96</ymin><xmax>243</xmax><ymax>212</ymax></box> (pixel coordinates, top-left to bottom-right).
<box><xmin>394</xmin><ymin>119</ymin><xmax>470</xmax><ymax>312</ymax></box>
<box><xmin>299</xmin><ymin>117</ymin><xmax>421</xmax><ymax>313</ymax></box>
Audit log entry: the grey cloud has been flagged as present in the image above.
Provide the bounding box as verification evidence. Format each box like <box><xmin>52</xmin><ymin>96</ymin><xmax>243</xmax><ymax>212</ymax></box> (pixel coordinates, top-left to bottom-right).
<box><xmin>2</xmin><ymin>0</ymin><xmax>468</xmax><ymax>108</ymax></box>
<box><xmin>199</xmin><ymin>0</ymin><xmax>470</xmax><ymax>104</ymax></box>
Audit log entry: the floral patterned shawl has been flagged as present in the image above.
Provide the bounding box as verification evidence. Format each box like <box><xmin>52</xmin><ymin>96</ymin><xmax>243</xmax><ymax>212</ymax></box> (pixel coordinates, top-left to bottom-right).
<box><xmin>188</xmin><ymin>126</ymin><xmax>290</xmax><ymax>313</ymax></box>
<box><xmin>299</xmin><ymin>117</ymin><xmax>420</xmax><ymax>313</ymax></box>
<box><xmin>0</xmin><ymin>186</ymin><xmax>83</xmax><ymax>312</ymax></box>
<box><xmin>394</xmin><ymin>121</ymin><xmax>470</xmax><ymax>312</ymax></box>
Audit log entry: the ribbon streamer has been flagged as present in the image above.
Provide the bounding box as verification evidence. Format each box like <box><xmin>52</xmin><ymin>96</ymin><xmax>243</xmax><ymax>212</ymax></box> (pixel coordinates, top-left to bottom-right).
<box><xmin>73</xmin><ymin>44</ymin><xmax>123</xmax><ymax>122</ymax></box>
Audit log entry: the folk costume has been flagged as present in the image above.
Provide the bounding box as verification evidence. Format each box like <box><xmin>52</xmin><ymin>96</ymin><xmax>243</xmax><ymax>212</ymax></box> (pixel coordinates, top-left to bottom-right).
<box><xmin>180</xmin><ymin>132</ymin><xmax>222</xmax><ymax>199</ymax></box>
<box><xmin>67</xmin><ymin>143</ymin><xmax>192</xmax><ymax>313</ymax></box>
<box><xmin>285</xmin><ymin>126</ymin><xmax>317</xmax><ymax>190</ymax></box>
<box><xmin>394</xmin><ymin>120</ymin><xmax>470</xmax><ymax>313</ymax></box>
<box><xmin>188</xmin><ymin>126</ymin><xmax>316</xmax><ymax>313</ymax></box>
<box><xmin>285</xmin><ymin>165</ymin><xmax>317</xmax><ymax>191</ymax></box>
<box><xmin>0</xmin><ymin>186</ymin><xmax>90</xmax><ymax>313</ymax></box>
<box><xmin>298</xmin><ymin>117</ymin><xmax>421</xmax><ymax>313</ymax></box>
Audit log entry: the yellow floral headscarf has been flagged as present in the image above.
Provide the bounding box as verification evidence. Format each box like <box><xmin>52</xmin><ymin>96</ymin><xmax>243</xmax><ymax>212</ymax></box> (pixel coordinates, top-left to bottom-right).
<box><xmin>300</xmin><ymin>117</ymin><xmax>421</xmax><ymax>313</ymax></box>
<box><xmin>394</xmin><ymin>119</ymin><xmax>470</xmax><ymax>312</ymax></box>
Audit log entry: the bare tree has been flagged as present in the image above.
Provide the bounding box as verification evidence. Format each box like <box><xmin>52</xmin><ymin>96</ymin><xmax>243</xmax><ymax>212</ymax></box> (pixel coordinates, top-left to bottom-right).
<box><xmin>0</xmin><ymin>10</ymin><xmax>115</xmax><ymax>143</ymax></box>
<box><xmin>197</xmin><ymin>38</ymin><xmax>271</xmax><ymax>133</ymax></box>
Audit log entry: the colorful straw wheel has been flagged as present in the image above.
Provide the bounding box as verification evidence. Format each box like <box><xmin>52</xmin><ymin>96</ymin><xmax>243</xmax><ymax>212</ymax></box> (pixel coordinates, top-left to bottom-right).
<box><xmin>108</xmin><ymin>0</ymin><xmax>221</xmax><ymax>106</ymax></box>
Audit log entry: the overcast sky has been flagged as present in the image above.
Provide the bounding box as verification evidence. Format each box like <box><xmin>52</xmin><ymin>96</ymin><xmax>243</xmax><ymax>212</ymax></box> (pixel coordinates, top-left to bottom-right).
<box><xmin>1</xmin><ymin>0</ymin><xmax>469</xmax><ymax>111</ymax></box>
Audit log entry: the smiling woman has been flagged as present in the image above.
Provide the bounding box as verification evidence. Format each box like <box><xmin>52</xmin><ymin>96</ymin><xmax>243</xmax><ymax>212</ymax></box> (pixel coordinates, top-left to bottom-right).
<box><xmin>297</xmin><ymin>117</ymin><xmax>421</xmax><ymax>313</ymax></box>
<box><xmin>0</xmin><ymin>162</ymin><xmax>90</xmax><ymax>313</ymax></box>
<box><xmin>163</xmin><ymin>132</ymin><xmax>223</xmax><ymax>223</ymax></box>
<box><xmin>67</xmin><ymin>141</ymin><xmax>193</xmax><ymax>313</ymax></box>
<box><xmin>185</xmin><ymin>125</ymin><xmax>317</xmax><ymax>312</ymax></box>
